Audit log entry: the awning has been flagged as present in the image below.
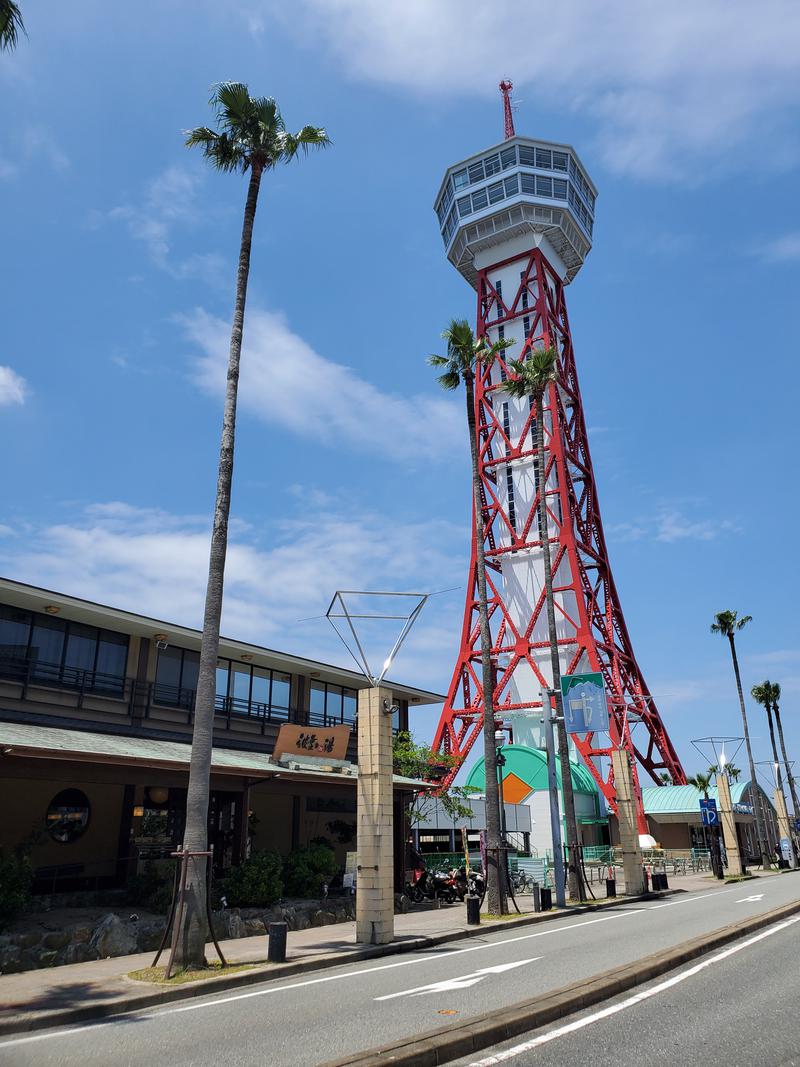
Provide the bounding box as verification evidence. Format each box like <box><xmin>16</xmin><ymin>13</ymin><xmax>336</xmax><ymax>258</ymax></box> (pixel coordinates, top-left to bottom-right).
<box><xmin>0</xmin><ymin>720</ymin><xmax>430</xmax><ymax>790</ymax></box>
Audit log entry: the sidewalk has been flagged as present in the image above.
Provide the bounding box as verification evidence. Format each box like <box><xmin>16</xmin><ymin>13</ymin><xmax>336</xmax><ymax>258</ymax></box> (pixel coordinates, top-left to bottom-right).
<box><xmin>0</xmin><ymin>868</ymin><xmax>775</xmax><ymax>1037</ymax></box>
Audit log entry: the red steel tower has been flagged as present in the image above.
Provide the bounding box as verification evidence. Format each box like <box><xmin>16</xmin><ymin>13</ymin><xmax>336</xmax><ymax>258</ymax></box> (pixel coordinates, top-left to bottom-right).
<box><xmin>431</xmin><ymin>99</ymin><xmax>685</xmax><ymax>830</ymax></box>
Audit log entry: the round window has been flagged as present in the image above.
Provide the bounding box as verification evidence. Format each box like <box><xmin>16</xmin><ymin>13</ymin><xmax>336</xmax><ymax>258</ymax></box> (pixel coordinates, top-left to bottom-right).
<box><xmin>46</xmin><ymin>789</ymin><xmax>91</xmax><ymax>843</ymax></box>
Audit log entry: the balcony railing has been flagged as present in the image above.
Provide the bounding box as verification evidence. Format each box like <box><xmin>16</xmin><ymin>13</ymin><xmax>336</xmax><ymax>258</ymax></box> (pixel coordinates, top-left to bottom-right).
<box><xmin>0</xmin><ymin>654</ymin><xmax>357</xmax><ymax>736</ymax></box>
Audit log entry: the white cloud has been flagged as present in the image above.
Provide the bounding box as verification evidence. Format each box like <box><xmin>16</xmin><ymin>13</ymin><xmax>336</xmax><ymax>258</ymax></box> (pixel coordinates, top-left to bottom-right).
<box><xmin>107</xmin><ymin>166</ymin><xmax>224</xmax><ymax>282</ymax></box>
<box><xmin>184</xmin><ymin>306</ymin><xmax>462</xmax><ymax>461</ymax></box>
<box><xmin>0</xmin><ymin>500</ymin><xmax>464</xmax><ymax>692</ymax></box>
<box><xmin>0</xmin><ymin>365</ymin><xmax>27</xmax><ymax>406</ymax></box>
<box><xmin>759</xmin><ymin>232</ymin><xmax>800</xmax><ymax>263</ymax></box>
<box><xmin>256</xmin><ymin>0</ymin><xmax>800</xmax><ymax>180</ymax></box>
<box><xmin>608</xmin><ymin>505</ymin><xmax>739</xmax><ymax>544</ymax></box>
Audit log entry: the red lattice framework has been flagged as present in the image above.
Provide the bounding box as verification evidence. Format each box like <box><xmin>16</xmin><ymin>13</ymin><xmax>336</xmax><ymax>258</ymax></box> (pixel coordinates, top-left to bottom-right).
<box><xmin>432</xmin><ymin>246</ymin><xmax>685</xmax><ymax>828</ymax></box>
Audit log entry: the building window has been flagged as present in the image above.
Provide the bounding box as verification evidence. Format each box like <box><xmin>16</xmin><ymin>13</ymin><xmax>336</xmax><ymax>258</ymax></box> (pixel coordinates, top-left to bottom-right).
<box><xmin>536</xmin><ymin>176</ymin><xmax>553</xmax><ymax>197</ymax></box>
<box><xmin>523</xmin><ymin>315</ymin><xmax>531</xmax><ymax>336</ymax></box>
<box><xmin>494</xmin><ymin>279</ymin><xmax>503</xmax><ymax>319</ymax></box>
<box><xmin>518</xmin><ymin>145</ymin><xmax>535</xmax><ymax>166</ymax></box>
<box><xmin>488</xmin><ymin>180</ymin><xmax>505</xmax><ymax>204</ymax></box>
<box><xmin>453</xmin><ymin>169</ymin><xmax>468</xmax><ymax>190</ymax></box>
<box><xmin>535</xmin><ymin>148</ymin><xmax>552</xmax><ymax>169</ymax></box>
<box><xmin>309</xmin><ymin>680</ymin><xmax>358</xmax><ymax>726</ymax></box>
<box><xmin>520</xmin><ymin>173</ymin><xmax>535</xmax><ymax>194</ymax></box>
<box><xmin>468</xmin><ymin>160</ymin><xmax>485</xmax><ymax>184</ymax></box>
<box><xmin>46</xmin><ymin>788</ymin><xmax>91</xmax><ymax>844</ymax></box>
<box><xmin>498</xmin><ymin>324</ymin><xmax>507</xmax><ymax>380</ymax></box>
<box><xmin>553</xmin><ymin>151</ymin><xmax>568</xmax><ymax>172</ymax></box>
<box><xmin>471</xmin><ymin>187</ymin><xmax>488</xmax><ymax>211</ymax></box>
<box><xmin>0</xmin><ymin>603</ymin><xmax>128</xmax><ymax>695</ymax></box>
<box><xmin>553</xmin><ymin>178</ymin><xmax>568</xmax><ymax>199</ymax></box>
<box><xmin>203</xmin><ymin>653</ymin><xmax>292</xmax><ymax>720</ymax></box>
<box><xmin>504</xmin><ymin>174</ymin><xmax>519</xmax><ymax>196</ymax></box>
<box><xmin>484</xmin><ymin>152</ymin><xmax>501</xmax><ymax>176</ymax></box>
<box><xmin>505</xmin><ymin>465</ymin><xmax>517</xmax><ymax>534</ymax></box>
<box><xmin>457</xmin><ymin>195</ymin><xmax>472</xmax><ymax>218</ymax></box>
<box><xmin>500</xmin><ymin>146</ymin><xmax>517</xmax><ymax>169</ymax></box>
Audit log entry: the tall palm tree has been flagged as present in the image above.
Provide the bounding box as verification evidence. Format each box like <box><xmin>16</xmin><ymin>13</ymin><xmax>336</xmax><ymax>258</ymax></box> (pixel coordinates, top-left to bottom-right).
<box><xmin>0</xmin><ymin>0</ymin><xmax>24</xmax><ymax>50</ymax></box>
<box><xmin>175</xmin><ymin>83</ymin><xmax>330</xmax><ymax>968</ymax></box>
<box><xmin>769</xmin><ymin>682</ymin><xmax>800</xmax><ymax>826</ymax></box>
<box><xmin>429</xmin><ymin>319</ymin><xmax>513</xmax><ymax>914</ymax></box>
<box><xmin>505</xmin><ymin>347</ymin><xmax>582</xmax><ymax>901</ymax></box>
<box><xmin>751</xmin><ymin>681</ymin><xmax>784</xmax><ymax>790</ymax></box>
<box><xmin>711</xmin><ymin>611</ymin><xmax>772</xmax><ymax>868</ymax></box>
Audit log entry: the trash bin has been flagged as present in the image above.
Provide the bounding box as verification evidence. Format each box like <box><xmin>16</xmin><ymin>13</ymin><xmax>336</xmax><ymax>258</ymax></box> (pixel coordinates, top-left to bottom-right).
<box><xmin>540</xmin><ymin>887</ymin><xmax>552</xmax><ymax>911</ymax></box>
<box><xmin>605</xmin><ymin>878</ymin><xmax>616</xmax><ymax>898</ymax></box>
<box><xmin>268</xmin><ymin>921</ymin><xmax>288</xmax><ymax>963</ymax></box>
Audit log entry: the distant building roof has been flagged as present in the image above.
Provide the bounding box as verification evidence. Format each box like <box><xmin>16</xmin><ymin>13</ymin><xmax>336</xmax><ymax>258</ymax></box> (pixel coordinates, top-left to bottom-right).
<box><xmin>465</xmin><ymin>744</ymin><xmax>601</xmax><ymax>797</ymax></box>
<box><xmin>642</xmin><ymin>781</ymin><xmax>759</xmax><ymax>815</ymax></box>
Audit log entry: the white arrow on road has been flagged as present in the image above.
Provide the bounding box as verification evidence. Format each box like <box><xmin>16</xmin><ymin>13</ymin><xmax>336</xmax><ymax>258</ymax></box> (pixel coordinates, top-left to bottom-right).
<box><xmin>374</xmin><ymin>957</ymin><xmax>542</xmax><ymax>1001</ymax></box>
<box><xmin>736</xmin><ymin>894</ymin><xmax>764</xmax><ymax>902</ymax></box>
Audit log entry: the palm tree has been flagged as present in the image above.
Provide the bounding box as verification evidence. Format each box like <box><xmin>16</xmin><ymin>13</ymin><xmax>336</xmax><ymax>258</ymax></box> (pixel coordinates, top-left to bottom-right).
<box><xmin>175</xmin><ymin>83</ymin><xmax>330</xmax><ymax>968</ymax></box>
<box><xmin>711</xmin><ymin>611</ymin><xmax>772</xmax><ymax>868</ymax></box>
<box><xmin>769</xmin><ymin>682</ymin><xmax>800</xmax><ymax>826</ymax></box>
<box><xmin>751</xmin><ymin>681</ymin><xmax>784</xmax><ymax>790</ymax></box>
<box><xmin>429</xmin><ymin>319</ymin><xmax>513</xmax><ymax>914</ymax></box>
<box><xmin>0</xmin><ymin>0</ymin><xmax>24</xmax><ymax>50</ymax></box>
<box><xmin>505</xmin><ymin>347</ymin><xmax>582</xmax><ymax>901</ymax></box>
<box><xmin>688</xmin><ymin>771</ymin><xmax>723</xmax><ymax>875</ymax></box>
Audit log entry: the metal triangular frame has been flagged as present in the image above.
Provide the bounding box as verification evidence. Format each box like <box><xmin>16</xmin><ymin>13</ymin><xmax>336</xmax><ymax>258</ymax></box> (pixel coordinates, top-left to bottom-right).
<box><xmin>325</xmin><ymin>590</ymin><xmax>428</xmax><ymax>686</ymax></box>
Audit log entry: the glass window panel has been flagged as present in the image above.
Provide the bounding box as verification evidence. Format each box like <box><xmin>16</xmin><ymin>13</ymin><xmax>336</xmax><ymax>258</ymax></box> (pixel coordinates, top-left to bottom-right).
<box><xmin>436</xmin><ymin>201</ymin><xmax>446</xmax><ymax>225</ymax></box>
<box><xmin>327</xmin><ymin>686</ymin><xmax>343</xmax><ymax>722</ymax></box>
<box><xmin>453</xmin><ymin>169</ymin><xmax>468</xmax><ymax>189</ymax></box>
<box><xmin>553</xmin><ymin>151</ymin><xmax>568</xmax><ymax>171</ymax></box>
<box><xmin>457</xmin><ymin>195</ymin><xmax>472</xmax><ymax>218</ymax></box>
<box><xmin>0</xmin><ymin>605</ymin><xmax>31</xmax><ymax>659</ymax></box>
<box><xmin>488</xmin><ymin>181</ymin><xmax>505</xmax><ymax>204</ymax></box>
<box><xmin>64</xmin><ymin>623</ymin><xmax>97</xmax><ymax>672</ymax></box>
<box><xmin>536</xmin><ymin>176</ymin><xmax>553</xmax><ymax>197</ymax></box>
<box><xmin>518</xmin><ymin>145</ymin><xmax>535</xmax><ymax>166</ymax></box>
<box><xmin>471</xmin><ymin>188</ymin><xmax>488</xmax><ymax>211</ymax></box>
<box><xmin>504</xmin><ymin>174</ymin><xmax>519</xmax><ymax>196</ymax></box>
<box><xmin>553</xmin><ymin>178</ymin><xmax>568</xmax><ymax>199</ymax></box>
<box><xmin>310</xmin><ymin>680</ymin><xmax>326</xmax><ymax>716</ymax></box>
<box><xmin>271</xmin><ymin>672</ymin><xmax>291</xmax><ymax>709</ymax></box>
<box><xmin>484</xmin><ymin>153</ymin><xmax>501</xmax><ymax>176</ymax></box>
<box><xmin>181</xmin><ymin>649</ymin><xmax>200</xmax><ymax>693</ymax></box>
<box><xmin>154</xmin><ymin>647</ymin><xmax>182</xmax><ymax>705</ymax></box>
<box><xmin>96</xmin><ymin>630</ymin><xmax>127</xmax><ymax>678</ymax></box>
<box><xmin>251</xmin><ymin>667</ymin><xmax>269</xmax><ymax>707</ymax></box>
<box><xmin>216</xmin><ymin>659</ymin><xmax>230</xmax><ymax>699</ymax></box>
<box><xmin>468</xmin><ymin>161</ymin><xmax>484</xmax><ymax>183</ymax></box>
<box><xmin>29</xmin><ymin>616</ymin><xmax>65</xmax><ymax>669</ymax></box>
<box><xmin>520</xmin><ymin>173</ymin><xmax>535</xmax><ymax>194</ymax></box>
<box><xmin>230</xmin><ymin>662</ymin><xmax>251</xmax><ymax>705</ymax></box>
<box><xmin>500</xmin><ymin>146</ymin><xmax>517</xmax><ymax>169</ymax></box>
<box><xmin>535</xmin><ymin>148</ymin><xmax>552</xmax><ymax>168</ymax></box>
<box><xmin>343</xmin><ymin>689</ymin><xmax>357</xmax><ymax>723</ymax></box>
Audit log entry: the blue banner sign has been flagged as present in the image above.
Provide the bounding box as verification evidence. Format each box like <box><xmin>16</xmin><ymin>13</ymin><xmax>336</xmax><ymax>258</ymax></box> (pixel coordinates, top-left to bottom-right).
<box><xmin>700</xmin><ymin>798</ymin><xmax>719</xmax><ymax>827</ymax></box>
<box><xmin>560</xmin><ymin>671</ymin><xmax>610</xmax><ymax>733</ymax></box>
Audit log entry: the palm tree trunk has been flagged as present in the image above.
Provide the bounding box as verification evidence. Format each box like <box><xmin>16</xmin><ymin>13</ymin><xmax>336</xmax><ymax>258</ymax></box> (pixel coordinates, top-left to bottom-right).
<box><xmin>175</xmin><ymin>163</ymin><xmax>263</xmax><ymax>968</ymax></box>
<box><xmin>536</xmin><ymin>387</ymin><xmax>582</xmax><ymax>901</ymax></box>
<box><xmin>764</xmin><ymin>704</ymin><xmax>784</xmax><ymax>791</ymax></box>
<box><xmin>465</xmin><ymin>371</ymin><xmax>507</xmax><ymax>915</ymax></box>
<box><xmin>774</xmin><ymin>703</ymin><xmax>800</xmax><ymax>824</ymax></box>
<box><xmin>728</xmin><ymin>634</ymin><xmax>772</xmax><ymax>868</ymax></box>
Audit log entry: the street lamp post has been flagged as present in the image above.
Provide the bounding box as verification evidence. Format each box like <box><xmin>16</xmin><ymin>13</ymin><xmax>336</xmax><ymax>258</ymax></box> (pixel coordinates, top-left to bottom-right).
<box><xmin>495</xmin><ymin>729</ymin><xmax>509</xmax><ymax>899</ymax></box>
<box><xmin>541</xmin><ymin>687</ymin><xmax>566</xmax><ymax>908</ymax></box>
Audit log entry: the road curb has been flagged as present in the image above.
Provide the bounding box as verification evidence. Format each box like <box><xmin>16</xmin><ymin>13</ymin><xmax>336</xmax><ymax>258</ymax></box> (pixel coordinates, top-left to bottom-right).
<box><xmin>0</xmin><ymin>890</ymin><xmax>670</xmax><ymax>1037</ymax></box>
<box><xmin>322</xmin><ymin>899</ymin><xmax>800</xmax><ymax>1067</ymax></box>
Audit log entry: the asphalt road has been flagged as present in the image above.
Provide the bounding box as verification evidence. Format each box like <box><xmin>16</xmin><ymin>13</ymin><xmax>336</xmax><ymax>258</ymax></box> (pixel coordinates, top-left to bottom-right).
<box><xmin>1</xmin><ymin>874</ymin><xmax>798</xmax><ymax>1067</ymax></box>
<box><xmin>457</xmin><ymin>907</ymin><xmax>800</xmax><ymax>1066</ymax></box>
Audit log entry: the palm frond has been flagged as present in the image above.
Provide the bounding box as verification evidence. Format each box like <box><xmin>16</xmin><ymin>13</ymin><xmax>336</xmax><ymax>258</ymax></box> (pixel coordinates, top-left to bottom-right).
<box><xmin>435</xmin><ymin>370</ymin><xmax>461</xmax><ymax>391</ymax></box>
<box><xmin>186</xmin><ymin>128</ymin><xmax>247</xmax><ymax>172</ymax></box>
<box><xmin>427</xmin><ymin>354</ymin><xmax>450</xmax><ymax>367</ymax></box>
<box><xmin>0</xmin><ymin>0</ymin><xmax>25</xmax><ymax>51</ymax></box>
<box><xmin>213</xmin><ymin>81</ymin><xmax>254</xmax><ymax>131</ymax></box>
<box><xmin>280</xmin><ymin>126</ymin><xmax>332</xmax><ymax>163</ymax></box>
<box><xmin>736</xmin><ymin>615</ymin><xmax>752</xmax><ymax>630</ymax></box>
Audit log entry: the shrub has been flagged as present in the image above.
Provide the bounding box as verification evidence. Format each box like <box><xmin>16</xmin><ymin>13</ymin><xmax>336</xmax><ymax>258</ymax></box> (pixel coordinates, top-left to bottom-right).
<box><xmin>221</xmin><ymin>849</ymin><xmax>283</xmax><ymax>908</ymax></box>
<box><xmin>283</xmin><ymin>844</ymin><xmax>338</xmax><ymax>898</ymax></box>
<box><xmin>127</xmin><ymin>858</ymin><xmax>175</xmax><ymax>914</ymax></box>
<box><xmin>0</xmin><ymin>847</ymin><xmax>33</xmax><ymax>930</ymax></box>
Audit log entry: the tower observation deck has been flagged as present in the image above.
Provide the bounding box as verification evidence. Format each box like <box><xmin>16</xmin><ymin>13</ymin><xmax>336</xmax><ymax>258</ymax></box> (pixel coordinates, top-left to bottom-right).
<box><xmin>431</xmin><ymin>115</ymin><xmax>684</xmax><ymax>830</ymax></box>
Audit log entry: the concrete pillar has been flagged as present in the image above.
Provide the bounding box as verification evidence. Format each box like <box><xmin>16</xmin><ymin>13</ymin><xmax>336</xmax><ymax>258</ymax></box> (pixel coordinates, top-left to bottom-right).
<box><xmin>356</xmin><ymin>686</ymin><xmax>394</xmax><ymax>945</ymax></box>
<box><xmin>716</xmin><ymin>772</ymin><xmax>743</xmax><ymax>876</ymax></box>
<box><xmin>773</xmin><ymin>788</ymin><xmax>798</xmax><ymax>867</ymax></box>
<box><xmin>611</xmin><ymin>748</ymin><xmax>644</xmax><ymax>895</ymax></box>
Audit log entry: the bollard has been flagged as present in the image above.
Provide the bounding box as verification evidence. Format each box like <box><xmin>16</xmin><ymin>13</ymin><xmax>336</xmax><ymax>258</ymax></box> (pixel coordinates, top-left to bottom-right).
<box><xmin>540</xmin><ymin>887</ymin><xmax>552</xmax><ymax>911</ymax></box>
<box><xmin>267</xmin><ymin>921</ymin><xmax>288</xmax><ymax>963</ymax></box>
<box><xmin>531</xmin><ymin>882</ymin><xmax>541</xmax><ymax>913</ymax></box>
<box><xmin>466</xmin><ymin>894</ymin><xmax>481</xmax><ymax>925</ymax></box>
<box><xmin>642</xmin><ymin>867</ymin><xmax>650</xmax><ymax>893</ymax></box>
<box><xmin>662</xmin><ymin>871</ymin><xmax>669</xmax><ymax>890</ymax></box>
<box><xmin>606</xmin><ymin>877</ymin><xmax>616</xmax><ymax>898</ymax></box>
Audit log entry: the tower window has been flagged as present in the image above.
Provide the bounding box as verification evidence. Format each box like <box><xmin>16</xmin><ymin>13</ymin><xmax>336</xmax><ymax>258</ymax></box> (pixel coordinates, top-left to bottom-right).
<box><xmin>468</xmin><ymin>161</ymin><xmax>485</xmax><ymax>184</ymax></box>
<box><xmin>505</xmin><ymin>465</ymin><xmax>516</xmax><ymax>533</ymax></box>
<box><xmin>523</xmin><ymin>315</ymin><xmax>530</xmax><ymax>336</ymax></box>
<box><xmin>488</xmin><ymin>180</ymin><xmax>505</xmax><ymax>204</ymax></box>
<box><xmin>500</xmin><ymin>146</ymin><xmax>517</xmax><ymax>169</ymax></box>
<box><xmin>518</xmin><ymin>145</ymin><xmax>535</xmax><ymax>166</ymax></box>
<box><xmin>521</xmin><ymin>173</ymin><xmax>535</xmax><ymax>194</ymax></box>
<box><xmin>504</xmin><ymin>174</ymin><xmax>519</xmax><ymax>196</ymax></box>
<box><xmin>472</xmin><ymin>188</ymin><xmax>488</xmax><ymax>211</ymax></box>
<box><xmin>453</xmin><ymin>169</ymin><xmax>469</xmax><ymax>190</ymax></box>
<box><xmin>484</xmin><ymin>153</ymin><xmax>501</xmax><ymax>176</ymax></box>
<box><xmin>535</xmin><ymin>148</ymin><xmax>552</xmax><ymax>168</ymax></box>
<box><xmin>553</xmin><ymin>151</ymin><xmax>568</xmax><ymax>172</ymax></box>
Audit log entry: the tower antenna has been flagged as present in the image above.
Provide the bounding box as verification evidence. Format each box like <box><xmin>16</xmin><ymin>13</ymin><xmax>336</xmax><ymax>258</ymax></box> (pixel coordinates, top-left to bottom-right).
<box><xmin>499</xmin><ymin>79</ymin><xmax>515</xmax><ymax>139</ymax></box>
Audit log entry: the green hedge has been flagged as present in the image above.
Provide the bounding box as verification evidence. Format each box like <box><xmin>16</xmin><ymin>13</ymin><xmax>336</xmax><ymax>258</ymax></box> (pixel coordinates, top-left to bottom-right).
<box><xmin>0</xmin><ymin>848</ymin><xmax>33</xmax><ymax>930</ymax></box>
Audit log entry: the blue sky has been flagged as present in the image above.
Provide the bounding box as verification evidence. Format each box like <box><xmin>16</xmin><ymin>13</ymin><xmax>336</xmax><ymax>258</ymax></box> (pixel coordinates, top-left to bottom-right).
<box><xmin>2</xmin><ymin>1</ymin><xmax>800</xmax><ymax>784</ymax></box>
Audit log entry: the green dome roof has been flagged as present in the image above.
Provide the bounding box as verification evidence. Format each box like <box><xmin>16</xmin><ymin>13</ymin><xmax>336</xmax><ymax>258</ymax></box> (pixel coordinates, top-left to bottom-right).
<box><xmin>465</xmin><ymin>743</ymin><xmax>600</xmax><ymax>797</ymax></box>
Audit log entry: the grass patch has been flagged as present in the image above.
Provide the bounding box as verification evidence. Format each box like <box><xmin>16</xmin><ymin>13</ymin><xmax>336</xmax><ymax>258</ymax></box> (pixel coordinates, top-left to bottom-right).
<box><xmin>723</xmin><ymin>874</ymin><xmax>755</xmax><ymax>883</ymax></box>
<box><xmin>481</xmin><ymin>912</ymin><xmax>529</xmax><ymax>921</ymax></box>
<box><xmin>129</xmin><ymin>962</ymin><xmax>258</xmax><ymax>985</ymax></box>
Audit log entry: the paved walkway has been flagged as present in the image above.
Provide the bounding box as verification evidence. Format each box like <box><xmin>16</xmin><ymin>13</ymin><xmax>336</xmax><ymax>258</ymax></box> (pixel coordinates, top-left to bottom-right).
<box><xmin>0</xmin><ymin>868</ymin><xmax>779</xmax><ymax>1035</ymax></box>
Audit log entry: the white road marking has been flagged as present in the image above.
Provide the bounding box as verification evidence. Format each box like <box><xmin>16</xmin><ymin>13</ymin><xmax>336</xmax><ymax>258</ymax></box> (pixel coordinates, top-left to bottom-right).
<box><xmin>375</xmin><ymin>958</ymin><xmax>541</xmax><ymax>1000</ymax></box>
<box><xmin>737</xmin><ymin>894</ymin><xmax>765</xmax><ymax>902</ymax></box>
<box><xmin>466</xmin><ymin>915</ymin><xmax>800</xmax><ymax>1065</ymax></box>
<box><xmin>0</xmin><ymin>880</ymin><xmax>782</xmax><ymax>1052</ymax></box>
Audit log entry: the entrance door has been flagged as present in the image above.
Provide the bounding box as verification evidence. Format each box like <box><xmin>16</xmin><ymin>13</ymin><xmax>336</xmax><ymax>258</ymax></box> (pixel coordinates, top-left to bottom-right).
<box><xmin>208</xmin><ymin>791</ymin><xmax>239</xmax><ymax>873</ymax></box>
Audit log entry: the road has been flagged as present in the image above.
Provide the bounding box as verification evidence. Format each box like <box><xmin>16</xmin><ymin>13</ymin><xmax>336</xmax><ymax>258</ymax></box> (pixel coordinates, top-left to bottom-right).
<box><xmin>1</xmin><ymin>874</ymin><xmax>798</xmax><ymax>1066</ymax></box>
<box><xmin>457</xmin><ymin>907</ymin><xmax>800</xmax><ymax>1066</ymax></box>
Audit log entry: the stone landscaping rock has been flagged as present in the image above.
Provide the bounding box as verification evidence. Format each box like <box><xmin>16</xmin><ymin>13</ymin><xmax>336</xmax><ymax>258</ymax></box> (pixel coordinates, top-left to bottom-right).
<box><xmin>244</xmin><ymin>918</ymin><xmax>266</xmax><ymax>936</ymax></box>
<box><xmin>57</xmin><ymin>942</ymin><xmax>99</xmax><ymax>966</ymax></box>
<box><xmin>312</xmin><ymin>910</ymin><xmax>337</xmax><ymax>927</ymax></box>
<box><xmin>90</xmin><ymin>914</ymin><xmax>138</xmax><ymax>958</ymax></box>
<box><xmin>72</xmin><ymin>926</ymin><xmax>91</xmax><ymax>944</ymax></box>
<box><xmin>42</xmin><ymin>931</ymin><xmax>71</xmax><ymax>951</ymax></box>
